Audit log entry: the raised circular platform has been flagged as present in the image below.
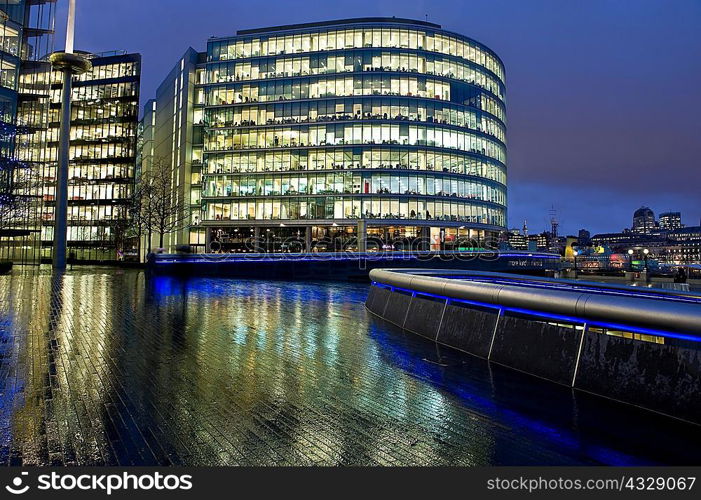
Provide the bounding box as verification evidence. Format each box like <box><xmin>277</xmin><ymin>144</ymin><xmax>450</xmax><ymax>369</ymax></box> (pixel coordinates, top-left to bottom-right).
<box><xmin>49</xmin><ymin>51</ymin><xmax>92</xmax><ymax>74</ymax></box>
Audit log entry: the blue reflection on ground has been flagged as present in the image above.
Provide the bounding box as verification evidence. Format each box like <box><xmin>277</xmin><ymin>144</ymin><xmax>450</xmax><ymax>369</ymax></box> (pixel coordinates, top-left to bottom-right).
<box><xmin>0</xmin><ymin>269</ymin><xmax>699</xmax><ymax>466</ymax></box>
<box><xmin>151</xmin><ymin>274</ymin><xmax>701</xmax><ymax>465</ymax></box>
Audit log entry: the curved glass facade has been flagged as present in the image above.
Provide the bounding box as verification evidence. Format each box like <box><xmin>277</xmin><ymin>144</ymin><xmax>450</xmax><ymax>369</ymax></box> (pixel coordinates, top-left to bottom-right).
<box><xmin>194</xmin><ymin>18</ymin><xmax>507</xmax><ymax>252</ymax></box>
<box><xmin>0</xmin><ymin>0</ymin><xmax>56</xmax><ymax>263</ymax></box>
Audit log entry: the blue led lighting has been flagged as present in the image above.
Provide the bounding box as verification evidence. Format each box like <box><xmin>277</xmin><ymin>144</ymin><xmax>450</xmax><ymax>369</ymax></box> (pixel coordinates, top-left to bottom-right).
<box><xmin>442</xmin><ymin>276</ymin><xmax>701</xmax><ymax>305</ymax></box>
<box><xmin>153</xmin><ymin>251</ymin><xmax>559</xmax><ymax>265</ymax></box>
<box><xmin>372</xmin><ymin>283</ymin><xmax>701</xmax><ymax>342</ymax></box>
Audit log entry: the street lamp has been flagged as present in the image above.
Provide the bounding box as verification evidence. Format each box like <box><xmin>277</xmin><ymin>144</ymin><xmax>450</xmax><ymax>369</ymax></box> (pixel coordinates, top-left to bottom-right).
<box><xmin>50</xmin><ymin>0</ymin><xmax>91</xmax><ymax>269</ymax></box>
<box><xmin>573</xmin><ymin>250</ymin><xmax>579</xmax><ymax>277</ymax></box>
<box><xmin>643</xmin><ymin>248</ymin><xmax>650</xmax><ymax>272</ymax></box>
<box><xmin>627</xmin><ymin>249</ymin><xmax>634</xmax><ymax>271</ymax></box>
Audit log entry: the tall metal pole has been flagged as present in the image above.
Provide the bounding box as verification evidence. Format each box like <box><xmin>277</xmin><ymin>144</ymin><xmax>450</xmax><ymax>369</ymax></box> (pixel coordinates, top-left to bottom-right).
<box><xmin>52</xmin><ymin>68</ymin><xmax>72</xmax><ymax>269</ymax></box>
<box><xmin>51</xmin><ymin>0</ymin><xmax>89</xmax><ymax>269</ymax></box>
<box><xmin>65</xmin><ymin>0</ymin><xmax>76</xmax><ymax>55</ymax></box>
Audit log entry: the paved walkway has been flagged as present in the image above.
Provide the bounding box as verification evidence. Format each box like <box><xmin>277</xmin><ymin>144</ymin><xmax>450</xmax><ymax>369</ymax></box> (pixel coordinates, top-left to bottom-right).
<box><xmin>1</xmin><ymin>268</ymin><xmax>700</xmax><ymax>466</ymax></box>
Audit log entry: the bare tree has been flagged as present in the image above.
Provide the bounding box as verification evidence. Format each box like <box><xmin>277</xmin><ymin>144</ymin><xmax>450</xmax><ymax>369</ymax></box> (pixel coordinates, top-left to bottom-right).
<box><xmin>0</xmin><ymin>193</ymin><xmax>29</xmax><ymax>232</ymax></box>
<box><xmin>133</xmin><ymin>157</ymin><xmax>189</xmax><ymax>254</ymax></box>
<box><xmin>0</xmin><ymin>159</ymin><xmax>26</xmax><ymax>233</ymax></box>
<box><xmin>108</xmin><ymin>205</ymin><xmax>133</xmax><ymax>261</ymax></box>
<box><xmin>0</xmin><ymin>193</ymin><xmax>16</xmax><ymax>232</ymax></box>
<box><xmin>129</xmin><ymin>171</ymin><xmax>156</xmax><ymax>256</ymax></box>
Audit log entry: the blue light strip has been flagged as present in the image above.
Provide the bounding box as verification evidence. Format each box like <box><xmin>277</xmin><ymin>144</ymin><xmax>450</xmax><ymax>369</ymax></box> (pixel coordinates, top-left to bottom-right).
<box><xmin>437</xmin><ymin>276</ymin><xmax>701</xmax><ymax>305</ymax></box>
<box><xmin>153</xmin><ymin>251</ymin><xmax>560</xmax><ymax>265</ymax></box>
<box><xmin>371</xmin><ymin>282</ymin><xmax>701</xmax><ymax>343</ymax></box>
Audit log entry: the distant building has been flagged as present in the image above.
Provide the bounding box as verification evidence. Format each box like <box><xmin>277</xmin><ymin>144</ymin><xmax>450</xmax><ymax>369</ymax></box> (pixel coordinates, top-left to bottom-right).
<box><xmin>549</xmin><ymin>235</ymin><xmax>567</xmax><ymax>255</ymax></box>
<box><xmin>632</xmin><ymin>206</ymin><xmax>656</xmax><ymax>234</ymax></box>
<box><xmin>577</xmin><ymin>229</ymin><xmax>591</xmax><ymax>246</ymax></box>
<box><xmin>659</xmin><ymin>211</ymin><xmax>682</xmax><ymax>230</ymax></box>
<box><xmin>591</xmin><ymin>232</ymin><xmax>651</xmax><ymax>248</ymax></box>
<box><xmin>669</xmin><ymin>226</ymin><xmax>701</xmax><ymax>243</ymax></box>
<box><xmin>592</xmin><ymin>225</ymin><xmax>701</xmax><ymax>265</ymax></box>
<box><xmin>504</xmin><ymin>228</ymin><xmax>527</xmax><ymax>250</ymax></box>
<box><xmin>528</xmin><ymin>231</ymin><xmax>550</xmax><ymax>251</ymax></box>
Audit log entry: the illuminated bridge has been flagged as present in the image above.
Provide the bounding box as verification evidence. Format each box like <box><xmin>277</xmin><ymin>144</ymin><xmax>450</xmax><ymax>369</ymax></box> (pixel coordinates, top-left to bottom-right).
<box><xmin>366</xmin><ymin>269</ymin><xmax>701</xmax><ymax>424</ymax></box>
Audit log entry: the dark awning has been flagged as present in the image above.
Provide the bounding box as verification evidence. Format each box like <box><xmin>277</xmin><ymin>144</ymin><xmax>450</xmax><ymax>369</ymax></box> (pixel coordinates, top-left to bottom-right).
<box><xmin>0</xmin><ymin>229</ymin><xmax>33</xmax><ymax>238</ymax></box>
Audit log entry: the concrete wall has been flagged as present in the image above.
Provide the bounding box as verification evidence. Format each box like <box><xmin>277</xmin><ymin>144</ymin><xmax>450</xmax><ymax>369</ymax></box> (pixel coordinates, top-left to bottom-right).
<box><xmin>576</xmin><ymin>331</ymin><xmax>701</xmax><ymax>423</ymax></box>
<box><xmin>404</xmin><ymin>294</ymin><xmax>446</xmax><ymax>340</ymax></box>
<box><xmin>367</xmin><ymin>284</ymin><xmax>701</xmax><ymax>424</ymax></box>
<box><xmin>383</xmin><ymin>290</ymin><xmax>413</xmax><ymax>327</ymax></box>
<box><xmin>436</xmin><ymin>302</ymin><xmax>498</xmax><ymax>358</ymax></box>
<box><xmin>490</xmin><ymin>314</ymin><xmax>582</xmax><ymax>385</ymax></box>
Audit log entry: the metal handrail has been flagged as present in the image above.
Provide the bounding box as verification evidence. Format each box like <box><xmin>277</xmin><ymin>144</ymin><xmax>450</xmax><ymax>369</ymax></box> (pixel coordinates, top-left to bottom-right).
<box><xmin>390</xmin><ymin>268</ymin><xmax>701</xmax><ymax>302</ymax></box>
<box><xmin>369</xmin><ymin>269</ymin><xmax>701</xmax><ymax>336</ymax></box>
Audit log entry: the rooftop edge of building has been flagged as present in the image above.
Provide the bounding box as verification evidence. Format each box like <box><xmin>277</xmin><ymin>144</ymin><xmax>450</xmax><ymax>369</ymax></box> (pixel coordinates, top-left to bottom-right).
<box><xmin>213</xmin><ymin>17</ymin><xmax>505</xmax><ymax>71</ymax></box>
<box><xmin>235</xmin><ymin>17</ymin><xmax>442</xmax><ymax>36</ymax></box>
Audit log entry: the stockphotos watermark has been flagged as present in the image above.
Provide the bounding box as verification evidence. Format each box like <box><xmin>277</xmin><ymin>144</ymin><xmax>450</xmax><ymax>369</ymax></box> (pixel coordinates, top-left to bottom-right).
<box><xmin>4</xmin><ymin>470</ymin><xmax>192</xmax><ymax>496</ymax></box>
<box><xmin>199</xmin><ymin>235</ymin><xmax>502</xmax><ymax>263</ymax></box>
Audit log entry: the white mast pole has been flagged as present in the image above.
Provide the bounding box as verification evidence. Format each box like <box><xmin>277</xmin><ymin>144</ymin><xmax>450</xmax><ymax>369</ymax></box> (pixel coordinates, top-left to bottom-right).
<box><xmin>65</xmin><ymin>0</ymin><xmax>76</xmax><ymax>54</ymax></box>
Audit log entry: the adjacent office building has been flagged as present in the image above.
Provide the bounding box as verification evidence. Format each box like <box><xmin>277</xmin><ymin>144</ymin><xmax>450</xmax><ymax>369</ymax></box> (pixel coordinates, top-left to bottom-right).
<box><xmin>141</xmin><ymin>17</ymin><xmax>507</xmax><ymax>253</ymax></box>
<box><xmin>142</xmin><ymin>48</ymin><xmax>205</xmax><ymax>254</ymax></box>
<box><xmin>17</xmin><ymin>51</ymin><xmax>141</xmax><ymax>262</ymax></box>
<box><xmin>0</xmin><ymin>0</ymin><xmax>56</xmax><ymax>261</ymax></box>
<box><xmin>0</xmin><ymin>0</ymin><xmax>56</xmax><ymax>151</ymax></box>
<box><xmin>1</xmin><ymin>1</ymin><xmax>141</xmax><ymax>262</ymax></box>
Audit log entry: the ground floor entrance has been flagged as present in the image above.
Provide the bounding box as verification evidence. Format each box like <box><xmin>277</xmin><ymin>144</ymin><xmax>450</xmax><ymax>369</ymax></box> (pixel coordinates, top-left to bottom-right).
<box><xmin>205</xmin><ymin>222</ymin><xmax>497</xmax><ymax>254</ymax></box>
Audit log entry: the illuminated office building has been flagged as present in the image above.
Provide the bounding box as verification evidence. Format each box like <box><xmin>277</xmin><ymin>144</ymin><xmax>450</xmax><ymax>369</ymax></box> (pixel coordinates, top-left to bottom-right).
<box><xmin>0</xmin><ymin>0</ymin><xmax>56</xmax><ymax>150</ymax></box>
<box><xmin>17</xmin><ymin>51</ymin><xmax>141</xmax><ymax>261</ymax></box>
<box><xmin>659</xmin><ymin>211</ymin><xmax>682</xmax><ymax>230</ymax></box>
<box><xmin>632</xmin><ymin>206</ymin><xmax>656</xmax><ymax>235</ymax></box>
<box><xmin>143</xmin><ymin>18</ymin><xmax>507</xmax><ymax>253</ymax></box>
<box><xmin>0</xmin><ymin>0</ymin><xmax>56</xmax><ymax>261</ymax></box>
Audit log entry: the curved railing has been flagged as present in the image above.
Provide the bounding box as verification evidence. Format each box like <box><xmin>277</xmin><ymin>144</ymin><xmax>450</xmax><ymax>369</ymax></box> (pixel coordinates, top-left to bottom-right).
<box><xmin>366</xmin><ymin>269</ymin><xmax>701</xmax><ymax>423</ymax></box>
<box><xmin>369</xmin><ymin>268</ymin><xmax>701</xmax><ymax>336</ymax></box>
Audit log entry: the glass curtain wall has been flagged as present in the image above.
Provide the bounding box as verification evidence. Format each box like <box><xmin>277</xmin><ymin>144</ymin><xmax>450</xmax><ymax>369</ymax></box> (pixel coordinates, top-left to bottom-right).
<box><xmin>0</xmin><ymin>0</ymin><xmax>56</xmax><ymax>263</ymax></box>
<box><xmin>17</xmin><ymin>52</ymin><xmax>141</xmax><ymax>262</ymax></box>
<box><xmin>196</xmin><ymin>19</ymin><xmax>507</xmax><ymax>252</ymax></box>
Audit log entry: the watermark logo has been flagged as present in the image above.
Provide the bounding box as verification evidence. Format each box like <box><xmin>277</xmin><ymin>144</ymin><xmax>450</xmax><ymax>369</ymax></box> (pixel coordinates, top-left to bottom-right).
<box><xmin>172</xmin><ymin>235</ymin><xmax>506</xmax><ymax>267</ymax></box>
<box><xmin>37</xmin><ymin>472</ymin><xmax>193</xmax><ymax>495</ymax></box>
<box><xmin>5</xmin><ymin>472</ymin><xmax>29</xmax><ymax>495</ymax></box>
<box><xmin>3</xmin><ymin>471</ymin><xmax>193</xmax><ymax>496</ymax></box>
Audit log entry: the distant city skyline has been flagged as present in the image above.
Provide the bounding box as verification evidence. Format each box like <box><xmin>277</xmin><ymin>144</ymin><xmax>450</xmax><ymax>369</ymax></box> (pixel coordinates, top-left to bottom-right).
<box><xmin>54</xmin><ymin>0</ymin><xmax>701</xmax><ymax>235</ymax></box>
<box><xmin>508</xmin><ymin>204</ymin><xmax>696</xmax><ymax>237</ymax></box>
<box><xmin>509</xmin><ymin>186</ymin><xmax>700</xmax><ymax>236</ymax></box>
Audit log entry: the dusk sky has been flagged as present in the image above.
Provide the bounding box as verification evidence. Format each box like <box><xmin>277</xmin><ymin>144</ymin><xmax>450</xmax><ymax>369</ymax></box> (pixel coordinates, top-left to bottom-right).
<box><xmin>57</xmin><ymin>0</ymin><xmax>701</xmax><ymax>235</ymax></box>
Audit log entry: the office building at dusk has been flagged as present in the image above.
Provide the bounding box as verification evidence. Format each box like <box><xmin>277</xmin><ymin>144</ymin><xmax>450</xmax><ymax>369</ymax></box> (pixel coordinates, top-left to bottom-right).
<box><xmin>141</xmin><ymin>17</ymin><xmax>507</xmax><ymax>253</ymax></box>
<box><xmin>0</xmin><ymin>0</ymin><xmax>56</xmax><ymax>260</ymax></box>
<box><xmin>0</xmin><ymin>0</ymin><xmax>56</xmax><ymax>153</ymax></box>
<box><xmin>632</xmin><ymin>206</ymin><xmax>656</xmax><ymax>234</ymax></box>
<box><xmin>659</xmin><ymin>211</ymin><xmax>683</xmax><ymax>230</ymax></box>
<box><xmin>16</xmin><ymin>51</ymin><xmax>141</xmax><ymax>262</ymax></box>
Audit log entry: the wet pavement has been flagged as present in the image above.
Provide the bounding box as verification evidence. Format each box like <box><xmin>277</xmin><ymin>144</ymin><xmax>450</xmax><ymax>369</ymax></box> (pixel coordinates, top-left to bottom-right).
<box><xmin>1</xmin><ymin>267</ymin><xmax>700</xmax><ymax>466</ymax></box>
